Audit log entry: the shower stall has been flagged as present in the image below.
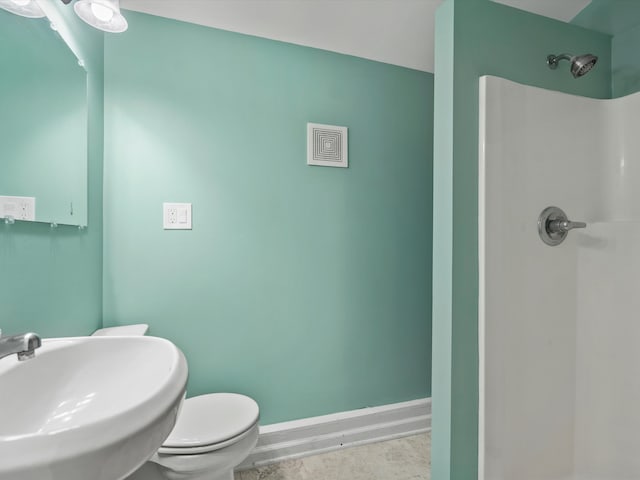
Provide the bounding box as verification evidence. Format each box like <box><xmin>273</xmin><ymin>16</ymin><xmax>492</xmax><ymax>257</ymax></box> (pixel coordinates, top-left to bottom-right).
<box><xmin>478</xmin><ymin>75</ymin><xmax>640</xmax><ymax>480</ymax></box>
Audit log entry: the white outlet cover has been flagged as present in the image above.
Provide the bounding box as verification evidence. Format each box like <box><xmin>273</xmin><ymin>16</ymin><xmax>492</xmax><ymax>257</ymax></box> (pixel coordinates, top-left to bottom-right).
<box><xmin>163</xmin><ymin>202</ymin><xmax>192</xmax><ymax>230</ymax></box>
<box><xmin>0</xmin><ymin>195</ymin><xmax>36</xmax><ymax>221</ymax></box>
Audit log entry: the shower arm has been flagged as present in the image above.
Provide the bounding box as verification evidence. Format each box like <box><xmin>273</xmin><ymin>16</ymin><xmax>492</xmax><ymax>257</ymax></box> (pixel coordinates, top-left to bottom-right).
<box><xmin>547</xmin><ymin>54</ymin><xmax>573</xmax><ymax>69</ymax></box>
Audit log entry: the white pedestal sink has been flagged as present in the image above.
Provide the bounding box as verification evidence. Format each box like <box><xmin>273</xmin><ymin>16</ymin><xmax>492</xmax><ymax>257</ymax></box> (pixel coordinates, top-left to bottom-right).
<box><xmin>0</xmin><ymin>336</ymin><xmax>188</xmax><ymax>480</ymax></box>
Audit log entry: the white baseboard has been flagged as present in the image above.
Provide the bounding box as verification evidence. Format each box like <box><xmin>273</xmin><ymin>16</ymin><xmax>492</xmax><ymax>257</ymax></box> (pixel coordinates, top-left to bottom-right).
<box><xmin>237</xmin><ymin>397</ymin><xmax>431</xmax><ymax>471</ymax></box>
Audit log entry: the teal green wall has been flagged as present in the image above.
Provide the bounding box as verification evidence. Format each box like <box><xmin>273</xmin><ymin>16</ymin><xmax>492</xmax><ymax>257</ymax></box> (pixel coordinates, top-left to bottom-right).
<box><xmin>572</xmin><ymin>0</ymin><xmax>640</xmax><ymax>36</ymax></box>
<box><xmin>431</xmin><ymin>3</ymin><xmax>455</xmax><ymax>479</ymax></box>
<box><xmin>103</xmin><ymin>12</ymin><xmax>433</xmax><ymax>424</ymax></box>
<box><xmin>431</xmin><ymin>1</ymin><xmax>611</xmax><ymax>478</ymax></box>
<box><xmin>0</xmin><ymin>5</ymin><xmax>103</xmax><ymax>337</ymax></box>
<box><xmin>611</xmin><ymin>25</ymin><xmax>640</xmax><ymax>97</ymax></box>
<box><xmin>572</xmin><ymin>0</ymin><xmax>640</xmax><ymax>98</ymax></box>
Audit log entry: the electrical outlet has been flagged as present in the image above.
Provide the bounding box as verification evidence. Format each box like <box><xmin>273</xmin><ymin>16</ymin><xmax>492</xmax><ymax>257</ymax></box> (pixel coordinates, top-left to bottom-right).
<box><xmin>0</xmin><ymin>196</ymin><xmax>35</xmax><ymax>221</ymax></box>
<box><xmin>167</xmin><ymin>206</ymin><xmax>178</xmax><ymax>225</ymax></box>
<box><xmin>19</xmin><ymin>200</ymin><xmax>29</xmax><ymax>220</ymax></box>
<box><xmin>163</xmin><ymin>203</ymin><xmax>192</xmax><ymax>230</ymax></box>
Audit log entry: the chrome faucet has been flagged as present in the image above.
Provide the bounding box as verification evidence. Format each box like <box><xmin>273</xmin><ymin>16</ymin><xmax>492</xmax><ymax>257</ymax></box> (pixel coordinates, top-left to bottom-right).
<box><xmin>0</xmin><ymin>332</ymin><xmax>42</xmax><ymax>361</ymax></box>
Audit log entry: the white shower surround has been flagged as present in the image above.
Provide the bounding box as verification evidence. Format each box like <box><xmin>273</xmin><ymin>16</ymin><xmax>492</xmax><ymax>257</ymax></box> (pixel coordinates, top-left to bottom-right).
<box><xmin>479</xmin><ymin>75</ymin><xmax>640</xmax><ymax>480</ymax></box>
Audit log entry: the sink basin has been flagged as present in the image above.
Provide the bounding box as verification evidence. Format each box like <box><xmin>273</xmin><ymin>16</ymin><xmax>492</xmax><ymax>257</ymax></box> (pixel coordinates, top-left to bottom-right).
<box><xmin>0</xmin><ymin>336</ymin><xmax>188</xmax><ymax>480</ymax></box>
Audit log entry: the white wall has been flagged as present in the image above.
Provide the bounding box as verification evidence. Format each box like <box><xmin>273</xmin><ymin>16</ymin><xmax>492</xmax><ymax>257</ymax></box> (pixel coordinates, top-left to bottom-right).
<box><xmin>479</xmin><ymin>76</ymin><xmax>640</xmax><ymax>480</ymax></box>
<box><xmin>575</xmin><ymin>222</ymin><xmax>640</xmax><ymax>479</ymax></box>
<box><xmin>603</xmin><ymin>96</ymin><xmax>640</xmax><ymax>221</ymax></box>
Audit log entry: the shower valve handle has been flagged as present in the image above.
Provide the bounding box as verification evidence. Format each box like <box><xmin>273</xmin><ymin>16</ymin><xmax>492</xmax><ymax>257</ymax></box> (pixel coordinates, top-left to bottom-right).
<box><xmin>538</xmin><ymin>206</ymin><xmax>587</xmax><ymax>246</ymax></box>
<box><xmin>548</xmin><ymin>219</ymin><xmax>586</xmax><ymax>234</ymax></box>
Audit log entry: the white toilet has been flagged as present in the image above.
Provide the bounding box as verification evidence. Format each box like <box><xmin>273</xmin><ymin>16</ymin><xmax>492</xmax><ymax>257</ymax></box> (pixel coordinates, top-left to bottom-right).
<box><xmin>133</xmin><ymin>393</ymin><xmax>259</xmax><ymax>480</ymax></box>
<box><xmin>93</xmin><ymin>326</ymin><xmax>260</xmax><ymax>480</ymax></box>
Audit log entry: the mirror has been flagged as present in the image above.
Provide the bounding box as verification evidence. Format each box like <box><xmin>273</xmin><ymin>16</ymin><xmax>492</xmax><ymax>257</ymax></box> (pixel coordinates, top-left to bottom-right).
<box><xmin>0</xmin><ymin>7</ymin><xmax>87</xmax><ymax>227</ymax></box>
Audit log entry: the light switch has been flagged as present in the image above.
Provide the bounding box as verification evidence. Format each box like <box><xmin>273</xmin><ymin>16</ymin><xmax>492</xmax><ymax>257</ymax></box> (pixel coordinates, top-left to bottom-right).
<box><xmin>177</xmin><ymin>206</ymin><xmax>188</xmax><ymax>224</ymax></box>
<box><xmin>163</xmin><ymin>202</ymin><xmax>192</xmax><ymax>230</ymax></box>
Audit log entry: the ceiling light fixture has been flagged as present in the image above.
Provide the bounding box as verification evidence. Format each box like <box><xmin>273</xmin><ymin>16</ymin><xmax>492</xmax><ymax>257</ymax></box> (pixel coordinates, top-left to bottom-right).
<box><xmin>0</xmin><ymin>0</ymin><xmax>45</xmax><ymax>18</ymax></box>
<box><xmin>73</xmin><ymin>0</ymin><xmax>127</xmax><ymax>33</ymax></box>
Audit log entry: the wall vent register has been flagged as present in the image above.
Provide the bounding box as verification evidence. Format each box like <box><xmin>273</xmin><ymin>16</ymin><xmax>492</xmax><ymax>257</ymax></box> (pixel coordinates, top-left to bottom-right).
<box><xmin>307</xmin><ymin>123</ymin><xmax>348</xmax><ymax>168</ymax></box>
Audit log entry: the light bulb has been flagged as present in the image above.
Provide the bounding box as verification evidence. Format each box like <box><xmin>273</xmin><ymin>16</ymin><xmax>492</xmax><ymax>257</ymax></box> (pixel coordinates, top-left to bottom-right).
<box><xmin>1</xmin><ymin>0</ymin><xmax>45</xmax><ymax>17</ymax></box>
<box><xmin>90</xmin><ymin>2</ymin><xmax>114</xmax><ymax>22</ymax></box>
<box><xmin>74</xmin><ymin>0</ymin><xmax>128</xmax><ymax>33</ymax></box>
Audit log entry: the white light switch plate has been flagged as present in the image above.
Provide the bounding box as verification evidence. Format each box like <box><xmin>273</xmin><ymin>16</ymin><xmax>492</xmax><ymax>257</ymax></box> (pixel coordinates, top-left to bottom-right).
<box><xmin>163</xmin><ymin>202</ymin><xmax>192</xmax><ymax>230</ymax></box>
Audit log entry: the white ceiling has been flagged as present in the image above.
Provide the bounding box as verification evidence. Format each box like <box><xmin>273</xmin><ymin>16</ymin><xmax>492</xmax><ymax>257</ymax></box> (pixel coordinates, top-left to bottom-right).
<box><xmin>120</xmin><ymin>0</ymin><xmax>592</xmax><ymax>73</ymax></box>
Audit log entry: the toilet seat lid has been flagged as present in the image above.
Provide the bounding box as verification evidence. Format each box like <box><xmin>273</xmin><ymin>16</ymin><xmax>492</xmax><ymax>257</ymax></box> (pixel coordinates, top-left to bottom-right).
<box><xmin>162</xmin><ymin>393</ymin><xmax>259</xmax><ymax>448</ymax></box>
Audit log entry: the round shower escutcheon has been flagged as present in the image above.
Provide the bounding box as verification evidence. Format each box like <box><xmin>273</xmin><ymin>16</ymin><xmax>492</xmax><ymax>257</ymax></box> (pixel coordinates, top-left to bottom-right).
<box><xmin>538</xmin><ymin>206</ymin><xmax>587</xmax><ymax>246</ymax></box>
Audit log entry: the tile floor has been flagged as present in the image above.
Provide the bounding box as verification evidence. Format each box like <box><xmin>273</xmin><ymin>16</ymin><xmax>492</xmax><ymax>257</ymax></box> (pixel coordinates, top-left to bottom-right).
<box><xmin>235</xmin><ymin>432</ymin><xmax>431</xmax><ymax>480</ymax></box>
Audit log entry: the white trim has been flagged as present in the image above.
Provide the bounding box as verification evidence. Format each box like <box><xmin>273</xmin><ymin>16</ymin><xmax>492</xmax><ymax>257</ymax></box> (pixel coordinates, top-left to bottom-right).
<box><xmin>478</xmin><ymin>75</ymin><xmax>488</xmax><ymax>480</ymax></box>
<box><xmin>237</xmin><ymin>398</ymin><xmax>431</xmax><ymax>471</ymax></box>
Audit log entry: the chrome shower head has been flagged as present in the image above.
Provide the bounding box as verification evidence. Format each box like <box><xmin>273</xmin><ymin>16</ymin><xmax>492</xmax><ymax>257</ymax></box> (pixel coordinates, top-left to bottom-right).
<box><xmin>547</xmin><ymin>53</ymin><xmax>598</xmax><ymax>78</ymax></box>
